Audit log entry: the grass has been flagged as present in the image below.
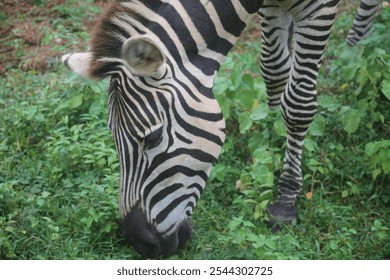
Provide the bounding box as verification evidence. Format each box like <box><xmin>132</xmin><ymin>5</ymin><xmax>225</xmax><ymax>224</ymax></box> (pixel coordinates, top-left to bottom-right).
<box><xmin>1</xmin><ymin>1</ymin><xmax>389</xmax><ymax>260</ymax></box>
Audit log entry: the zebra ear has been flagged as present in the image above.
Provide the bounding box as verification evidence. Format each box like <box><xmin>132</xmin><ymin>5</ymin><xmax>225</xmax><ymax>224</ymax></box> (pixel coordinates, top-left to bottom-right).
<box><xmin>61</xmin><ymin>52</ymin><xmax>92</xmax><ymax>78</ymax></box>
<box><xmin>122</xmin><ymin>35</ymin><xmax>166</xmax><ymax>77</ymax></box>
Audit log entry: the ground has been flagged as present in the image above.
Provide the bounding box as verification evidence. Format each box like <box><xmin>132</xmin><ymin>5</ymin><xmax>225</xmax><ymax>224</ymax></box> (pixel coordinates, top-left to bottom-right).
<box><xmin>0</xmin><ymin>0</ymin><xmax>110</xmax><ymax>75</ymax></box>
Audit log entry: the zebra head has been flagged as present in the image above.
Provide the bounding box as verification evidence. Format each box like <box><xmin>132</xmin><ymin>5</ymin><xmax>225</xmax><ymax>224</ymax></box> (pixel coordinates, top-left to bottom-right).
<box><xmin>62</xmin><ymin>23</ymin><xmax>226</xmax><ymax>258</ymax></box>
<box><xmin>61</xmin><ymin>0</ymin><xmax>263</xmax><ymax>259</ymax></box>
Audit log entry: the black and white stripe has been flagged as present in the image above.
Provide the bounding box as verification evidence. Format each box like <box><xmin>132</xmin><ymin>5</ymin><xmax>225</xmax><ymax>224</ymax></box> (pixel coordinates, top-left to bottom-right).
<box><xmin>259</xmin><ymin>0</ymin><xmax>340</xmax><ymax>221</ymax></box>
<box><xmin>63</xmin><ymin>0</ymin><xmax>343</xmax><ymax>257</ymax></box>
<box><xmin>346</xmin><ymin>0</ymin><xmax>381</xmax><ymax>46</ymax></box>
<box><xmin>89</xmin><ymin>0</ymin><xmax>255</xmax><ymax>255</ymax></box>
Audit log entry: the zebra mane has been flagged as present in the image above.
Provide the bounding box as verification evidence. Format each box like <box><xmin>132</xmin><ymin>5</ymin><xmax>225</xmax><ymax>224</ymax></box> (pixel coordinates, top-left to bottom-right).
<box><xmin>86</xmin><ymin>0</ymin><xmax>261</xmax><ymax>79</ymax></box>
<box><xmin>89</xmin><ymin>0</ymin><xmax>160</xmax><ymax>78</ymax></box>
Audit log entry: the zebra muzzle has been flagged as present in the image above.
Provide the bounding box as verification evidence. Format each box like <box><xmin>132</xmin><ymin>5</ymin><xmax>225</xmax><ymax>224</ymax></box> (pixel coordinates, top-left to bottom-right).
<box><xmin>120</xmin><ymin>207</ymin><xmax>193</xmax><ymax>259</ymax></box>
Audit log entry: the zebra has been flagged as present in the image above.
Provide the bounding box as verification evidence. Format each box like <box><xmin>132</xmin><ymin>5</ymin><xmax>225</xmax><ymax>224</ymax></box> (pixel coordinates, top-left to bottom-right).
<box><xmin>62</xmin><ymin>0</ymin><xmax>340</xmax><ymax>258</ymax></box>
<box><xmin>346</xmin><ymin>0</ymin><xmax>381</xmax><ymax>46</ymax></box>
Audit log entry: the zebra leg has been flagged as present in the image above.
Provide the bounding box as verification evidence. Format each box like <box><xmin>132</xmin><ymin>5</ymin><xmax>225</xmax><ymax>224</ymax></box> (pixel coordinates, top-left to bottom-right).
<box><xmin>268</xmin><ymin>1</ymin><xmax>339</xmax><ymax>224</ymax></box>
<box><xmin>259</xmin><ymin>4</ymin><xmax>293</xmax><ymax>108</ymax></box>
<box><xmin>346</xmin><ymin>0</ymin><xmax>380</xmax><ymax>46</ymax></box>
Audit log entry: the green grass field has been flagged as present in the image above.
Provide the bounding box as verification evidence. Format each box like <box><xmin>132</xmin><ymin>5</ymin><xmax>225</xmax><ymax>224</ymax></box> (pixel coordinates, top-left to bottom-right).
<box><xmin>1</xmin><ymin>1</ymin><xmax>389</xmax><ymax>259</ymax></box>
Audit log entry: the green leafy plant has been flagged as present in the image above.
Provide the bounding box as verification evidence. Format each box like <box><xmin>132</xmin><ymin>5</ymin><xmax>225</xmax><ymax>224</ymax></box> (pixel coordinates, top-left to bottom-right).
<box><xmin>365</xmin><ymin>140</ymin><xmax>390</xmax><ymax>180</ymax></box>
<box><xmin>1</xmin><ymin>1</ymin><xmax>389</xmax><ymax>260</ymax></box>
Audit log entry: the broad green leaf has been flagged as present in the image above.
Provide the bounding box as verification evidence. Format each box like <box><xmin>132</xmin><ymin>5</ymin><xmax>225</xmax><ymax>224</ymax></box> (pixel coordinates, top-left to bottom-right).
<box><xmin>236</xmin><ymin>88</ymin><xmax>258</xmax><ymax>109</ymax></box>
<box><xmin>254</xmin><ymin>204</ymin><xmax>263</xmax><ymax>220</ymax></box>
<box><xmin>213</xmin><ymin>76</ymin><xmax>230</xmax><ymax>96</ymax></box>
<box><xmin>381</xmin><ymin>80</ymin><xmax>390</xmax><ymax>101</ymax></box>
<box><xmin>217</xmin><ymin>97</ymin><xmax>231</xmax><ymax>120</ymax></box>
<box><xmin>243</xmin><ymin>220</ymin><xmax>256</xmax><ymax>228</ymax></box>
<box><xmin>90</xmin><ymin>84</ymin><xmax>105</xmax><ymax>94</ymax></box>
<box><xmin>238</xmin><ymin>111</ymin><xmax>253</xmax><ymax>134</ymax></box>
<box><xmin>36</xmin><ymin>198</ymin><xmax>45</xmax><ymax>206</ymax></box>
<box><xmin>382</xmin><ymin>161</ymin><xmax>390</xmax><ymax>174</ymax></box>
<box><xmin>253</xmin><ymin>149</ymin><xmax>273</xmax><ymax>165</ymax></box>
<box><xmin>251</xmin><ymin>103</ymin><xmax>268</xmax><ymax>121</ymax></box>
<box><xmin>273</xmin><ymin>119</ymin><xmax>287</xmax><ymax>137</ymax></box>
<box><xmin>341</xmin><ymin>190</ymin><xmax>349</xmax><ymax>198</ymax></box>
<box><xmin>242</xmin><ymin>74</ymin><xmax>254</xmax><ymax>90</ymax></box>
<box><xmin>309</xmin><ymin>114</ymin><xmax>325</xmax><ymax>136</ymax></box>
<box><xmin>358</xmin><ymin>66</ymin><xmax>370</xmax><ymax>88</ymax></box>
<box><xmin>239</xmin><ymin>170</ymin><xmax>252</xmax><ymax>187</ymax></box>
<box><xmin>379</xmin><ymin>149</ymin><xmax>390</xmax><ymax>173</ymax></box>
<box><xmin>248</xmin><ymin>132</ymin><xmax>267</xmax><ymax>153</ymax></box>
<box><xmin>373</xmin><ymin>219</ymin><xmax>383</xmax><ymax>229</ymax></box>
<box><xmin>103</xmin><ymin>224</ymin><xmax>112</xmax><ymax>233</ymax></box>
<box><xmin>259</xmin><ymin>189</ymin><xmax>273</xmax><ymax>201</ymax></box>
<box><xmin>341</xmin><ymin>109</ymin><xmax>361</xmax><ymax>134</ymax></box>
<box><xmin>89</xmin><ymin>100</ymin><xmax>102</xmax><ymax>116</ymax></box>
<box><xmin>348</xmin><ymin>229</ymin><xmax>357</xmax><ymax>235</ymax></box>
<box><xmin>365</xmin><ymin>140</ymin><xmax>390</xmax><ymax>156</ymax></box>
<box><xmin>372</xmin><ymin>169</ymin><xmax>382</xmax><ymax>180</ymax></box>
<box><xmin>318</xmin><ymin>95</ymin><xmax>340</xmax><ymax>112</ymax></box>
<box><xmin>343</xmin><ymin>63</ymin><xmax>359</xmax><ymax>81</ymax></box>
<box><xmin>41</xmin><ymin>191</ymin><xmax>51</xmax><ymax>198</ymax></box>
<box><xmin>252</xmin><ymin>165</ymin><xmax>274</xmax><ymax>186</ymax></box>
<box><xmin>231</xmin><ymin>67</ymin><xmax>242</xmax><ymax>88</ymax></box>
<box><xmin>68</xmin><ymin>94</ymin><xmax>83</xmax><ymax>109</ymax></box>
<box><xmin>228</xmin><ymin>217</ymin><xmax>243</xmax><ymax>230</ymax></box>
<box><xmin>365</xmin><ymin>142</ymin><xmax>378</xmax><ymax>156</ymax></box>
<box><xmin>304</xmin><ymin>138</ymin><xmax>317</xmax><ymax>152</ymax></box>
<box><xmin>259</xmin><ymin>200</ymin><xmax>269</xmax><ymax>210</ymax></box>
<box><xmin>209</xmin><ymin>164</ymin><xmax>226</xmax><ymax>182</ymax></box>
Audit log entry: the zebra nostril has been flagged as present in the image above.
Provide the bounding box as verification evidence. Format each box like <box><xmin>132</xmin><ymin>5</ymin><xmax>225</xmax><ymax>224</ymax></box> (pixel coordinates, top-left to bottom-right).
<box><xmin>156</xmin><ymin>220</ymin><xmax>193</xmax><ymax>258</ymax></box>
<box><xmin>131</xmin><ymin>231</ymin><xmax>162</xmax><ymax>259</ymax></box>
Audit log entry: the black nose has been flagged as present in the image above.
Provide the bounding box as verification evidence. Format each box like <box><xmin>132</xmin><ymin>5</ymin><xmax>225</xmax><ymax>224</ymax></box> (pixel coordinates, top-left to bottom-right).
<box><xmin>120</xmin><ymin>207</ymin><xmax>193</xmax><ymax>258</ymax></box>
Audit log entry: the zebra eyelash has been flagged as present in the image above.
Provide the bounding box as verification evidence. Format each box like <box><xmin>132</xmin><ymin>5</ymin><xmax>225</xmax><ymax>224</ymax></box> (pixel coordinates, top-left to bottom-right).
<box><xmin>144</xmin><ymin>126</ymin><xmax>164</xmax><ymax>149</ymax></box>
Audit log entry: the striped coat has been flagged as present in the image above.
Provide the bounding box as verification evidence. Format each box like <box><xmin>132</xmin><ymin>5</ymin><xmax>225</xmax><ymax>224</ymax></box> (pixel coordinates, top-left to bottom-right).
<box><xmin>63</xmin><ymin>0</ymin><xmax>342</xmax><ymax>258</ymax></box>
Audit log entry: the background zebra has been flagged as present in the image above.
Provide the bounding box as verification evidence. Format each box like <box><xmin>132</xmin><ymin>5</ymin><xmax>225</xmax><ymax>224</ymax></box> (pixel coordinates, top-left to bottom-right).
<box><xmin>346</xmin><ymin>0</ymin><xmax>381</xmax><ymax>45</ymax></box>
<box><xmin>62</xmin><ymin>0</ymin><xmax>341</xmax><ymax>258</ymax></box>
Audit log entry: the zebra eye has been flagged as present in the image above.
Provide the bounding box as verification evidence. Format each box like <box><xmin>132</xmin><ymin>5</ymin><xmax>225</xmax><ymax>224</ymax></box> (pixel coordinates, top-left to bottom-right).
<box><xmin>144</xmin><ymin>127</ymin><xmax>163</xmax><ymax>150</ymax></box>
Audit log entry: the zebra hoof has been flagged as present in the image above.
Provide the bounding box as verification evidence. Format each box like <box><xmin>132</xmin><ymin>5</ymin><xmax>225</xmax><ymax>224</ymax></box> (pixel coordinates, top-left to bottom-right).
<box><xmin>267</xmin><ymin>201</ymin><xmax>297</xmax><ymax>232</ymax></box>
